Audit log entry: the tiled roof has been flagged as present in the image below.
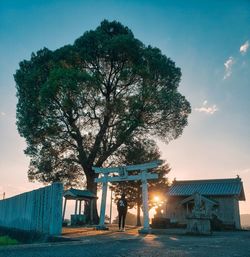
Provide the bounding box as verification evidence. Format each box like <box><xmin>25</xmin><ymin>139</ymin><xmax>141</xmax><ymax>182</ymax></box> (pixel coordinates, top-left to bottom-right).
<box><xmin>168</xmin><ymin>178</ymin><xmax>245</xmax><ymax>200</ymax></box>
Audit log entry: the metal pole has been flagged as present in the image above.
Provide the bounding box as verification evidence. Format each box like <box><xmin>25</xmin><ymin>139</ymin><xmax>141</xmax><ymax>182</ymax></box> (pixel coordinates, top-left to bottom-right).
<box><xmin>109</xmin><ymin>187</ymin><xmax>112</xmax><ymax>224</ymax></box>
<box><xmin>62</xmin><ymin>198</ymin><xmax>67</xmax><ymax>222</ymax></box>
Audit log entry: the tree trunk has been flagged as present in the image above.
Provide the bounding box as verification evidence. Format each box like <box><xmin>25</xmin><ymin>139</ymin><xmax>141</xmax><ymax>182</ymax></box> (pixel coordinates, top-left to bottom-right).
<box><xmin>136</xmin><ymin>200</ymin><xmax>141</xmax><ymax>226</ymax></box>
<box><xmin>84</xmin><ymin>172</ymin><xmax>99</xmax><ymax>224</ymax></box>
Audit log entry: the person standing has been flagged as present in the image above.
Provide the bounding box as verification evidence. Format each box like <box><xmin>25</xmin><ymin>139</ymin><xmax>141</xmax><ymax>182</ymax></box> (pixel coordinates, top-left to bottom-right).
<box><xmin>117</xmin><ymin>193</ymin><xmax>128</xmax><ymax>231</ymax></box>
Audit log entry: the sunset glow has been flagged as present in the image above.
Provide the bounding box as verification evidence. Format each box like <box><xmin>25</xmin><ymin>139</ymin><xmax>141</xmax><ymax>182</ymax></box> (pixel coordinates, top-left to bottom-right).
<box><xmin>0</xmin><ymin>0</ymin><xmax>249</xmax><ymax>218</ymax></box>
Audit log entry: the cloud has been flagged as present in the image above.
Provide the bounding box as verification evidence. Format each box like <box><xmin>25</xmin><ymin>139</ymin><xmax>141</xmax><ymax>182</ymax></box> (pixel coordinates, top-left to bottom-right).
<box><xmin>237</xmin><ymin>168</ymin><xmax>250</xmax><ymax>174</ymax></box>
<box><xmin>202</xmin><ymin>100</ymin><xmax>208</xmax><ymax>105</ymax></box>
<box><xmin>0</xmin><ymin>112</ymin><xmax>6</xmax><ymax>116</ymax></box>
<box><xmin>223</xmin><ymin>56</ymin><xmax>235</xmax><ymax>80</ymax></box>
<box><xmin>195</xmin><ymin>100</ymin><xmax>218</xmax><ymax>115</ymax></box>
<box><xmin>222</xmin><ymin>40</ymin><xmax>249</xmax><ymax>80</ymax></box>
<box><xmin>240</xmin><ymin>40</ymin><xmax>249</xmax><ymax>54</ymax></box>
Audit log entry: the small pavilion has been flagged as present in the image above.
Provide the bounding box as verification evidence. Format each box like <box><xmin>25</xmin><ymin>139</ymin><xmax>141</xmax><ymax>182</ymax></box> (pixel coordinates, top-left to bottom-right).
<box><xmin>62</xmin><ymin>188</ymin><xmax>97</xmax><ymax>225</ymax></box>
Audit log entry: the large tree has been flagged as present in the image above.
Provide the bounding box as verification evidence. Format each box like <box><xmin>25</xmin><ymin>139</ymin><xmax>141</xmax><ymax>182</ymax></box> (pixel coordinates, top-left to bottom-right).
<box><xmin>110</xmin><ymin>139</ymin><xmax>170</xmax><ymax>226</ymax></box>
<box><xmin>15</xmin><ymin>20</ymin><xmax>191</xmax><ymax>223</ymax></box>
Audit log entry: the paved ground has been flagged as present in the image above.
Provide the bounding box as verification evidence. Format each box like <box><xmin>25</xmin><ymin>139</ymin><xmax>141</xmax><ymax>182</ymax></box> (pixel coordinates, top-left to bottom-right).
<box><xmin>1</xmin><ymin>226</ymin><xmax>250</xmax><ymax>257</ymax></box>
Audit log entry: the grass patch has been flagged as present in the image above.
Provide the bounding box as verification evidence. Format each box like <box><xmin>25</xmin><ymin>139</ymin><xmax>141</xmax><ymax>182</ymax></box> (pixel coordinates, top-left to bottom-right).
<box><xmin>0</xmin><ymin>227</ymin><xmax>48</xmax><ymax>244</ymax></box>
<box><xmin>0</xmin><ymin>236</ymin><xmax>19</xmax><ymax>246</ymax></box>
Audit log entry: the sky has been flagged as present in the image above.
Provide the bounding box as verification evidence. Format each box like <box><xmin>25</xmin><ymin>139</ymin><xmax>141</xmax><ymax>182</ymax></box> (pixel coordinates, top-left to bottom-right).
<box><xmin>0</xmin><ymin>0</ymin><xmax>249</xmax><ymax>217</ymax></box>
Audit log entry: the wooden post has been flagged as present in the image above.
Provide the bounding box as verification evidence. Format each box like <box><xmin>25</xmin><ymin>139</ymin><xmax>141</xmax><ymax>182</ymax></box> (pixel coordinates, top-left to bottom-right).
<box><xmin>75</xmin><ymin>200</ymin><xmax>78</xmax><ymax>215</ymax></box>
<box><xmin>79</xmin><ymin>200</ymin><xmax>82</xmax><ymax>215</ymax></box>
<box><xmin>90</xmin><ymin>199</ymin><xmax>93</xmax><ymax>224</ymax></box>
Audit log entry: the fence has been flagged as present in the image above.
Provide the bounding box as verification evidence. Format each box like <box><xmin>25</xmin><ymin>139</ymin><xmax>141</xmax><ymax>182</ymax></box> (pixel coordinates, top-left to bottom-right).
<box><xmin>0</xmin><ymin>183</ymin><xmax>63</xmax><ymax>235</ymax></box>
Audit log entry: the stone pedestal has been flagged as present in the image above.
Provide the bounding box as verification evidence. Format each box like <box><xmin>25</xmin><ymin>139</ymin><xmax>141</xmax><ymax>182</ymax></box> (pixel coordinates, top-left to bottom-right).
<box><xmin>151</xmin><ymin>217</ymin><xmax>171</xmax><ymax>229</ymax></box>
<box><xmin>186</xmin><ymin>216</ymin><xmax>211</xmax><ymax>235</ymax></box>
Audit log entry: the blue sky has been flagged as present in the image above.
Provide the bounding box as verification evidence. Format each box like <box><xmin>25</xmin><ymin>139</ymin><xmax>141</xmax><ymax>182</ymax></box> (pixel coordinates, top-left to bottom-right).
<box><xmin>0</xmin><ymin>0</ymin><xmax>249</xmax><ymax>214</ymax></box>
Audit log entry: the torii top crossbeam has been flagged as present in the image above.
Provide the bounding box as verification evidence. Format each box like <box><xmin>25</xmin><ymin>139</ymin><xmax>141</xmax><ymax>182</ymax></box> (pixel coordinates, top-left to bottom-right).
<box><xmin>93</xmin><ymin>160</ymin><xmax>162</xmax><ymax>174</ymax></box>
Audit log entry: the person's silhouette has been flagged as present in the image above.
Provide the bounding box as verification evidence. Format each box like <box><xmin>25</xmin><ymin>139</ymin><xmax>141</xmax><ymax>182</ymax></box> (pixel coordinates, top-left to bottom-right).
<box><xmin>117</xmin><ymin>193</ymin><xmax>128</xmax><ymax>231</ymax></box>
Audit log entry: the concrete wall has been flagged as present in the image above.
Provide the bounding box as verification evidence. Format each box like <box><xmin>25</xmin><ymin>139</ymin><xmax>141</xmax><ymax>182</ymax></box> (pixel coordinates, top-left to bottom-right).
<box><xmin>0</xmin><ymin>183</ymin><xmax>63</xmax><ymax>235</ymax></box>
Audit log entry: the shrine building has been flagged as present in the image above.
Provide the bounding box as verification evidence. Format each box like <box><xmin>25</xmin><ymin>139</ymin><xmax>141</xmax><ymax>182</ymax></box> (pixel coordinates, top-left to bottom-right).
<box><xmin>159</xmin><ymin>177</ymin><xmax>245</xmax><ymax>229</ymax></box>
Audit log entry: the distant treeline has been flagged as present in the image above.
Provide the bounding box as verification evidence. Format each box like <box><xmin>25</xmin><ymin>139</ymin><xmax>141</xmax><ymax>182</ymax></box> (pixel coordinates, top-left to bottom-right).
<box><xmin>241</xmin><ymin>214</ymin><xmax>250</xmax><ymax>228</ymax></box>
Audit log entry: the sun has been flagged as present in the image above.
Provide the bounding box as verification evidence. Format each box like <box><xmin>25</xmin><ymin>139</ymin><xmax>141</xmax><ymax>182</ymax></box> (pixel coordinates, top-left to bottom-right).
<box><xmin>154</xmin><ymin>196</ymin><xmax>160</xmax><ymax>202</ymax></box>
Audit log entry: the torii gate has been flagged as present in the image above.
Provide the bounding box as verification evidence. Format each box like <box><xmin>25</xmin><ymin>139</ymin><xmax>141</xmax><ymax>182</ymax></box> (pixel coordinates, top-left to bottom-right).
<box><xmin>93</xmin><ymin>160</ymin><xmax>162</xmax><ymax>233</ymax></box>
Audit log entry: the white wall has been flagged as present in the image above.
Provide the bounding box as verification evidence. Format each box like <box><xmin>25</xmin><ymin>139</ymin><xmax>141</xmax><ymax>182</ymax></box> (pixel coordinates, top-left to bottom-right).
<box><xmin>214</xmin><ymin>196</ymin><xmax>241</xmax><ymax>228</ymax></box>
<box><xmin>0</xmin><ymin>183</ymin><xmax>63</xmax><ymax>235</ymax></box>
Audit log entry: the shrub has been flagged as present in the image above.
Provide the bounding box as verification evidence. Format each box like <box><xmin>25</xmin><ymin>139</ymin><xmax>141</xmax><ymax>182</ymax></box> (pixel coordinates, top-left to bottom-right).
<box><xmin>0</xmin><ymin>236</ymin><xmax>19</xmax><ymax>246</ymax></box>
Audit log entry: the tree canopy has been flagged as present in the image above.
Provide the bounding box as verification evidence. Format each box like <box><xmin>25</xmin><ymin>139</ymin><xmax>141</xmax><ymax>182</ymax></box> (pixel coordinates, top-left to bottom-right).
<box><xmin>15</xmin><ymin>20</ymin><xmax>191</xmax><ymax>222</ymax></box>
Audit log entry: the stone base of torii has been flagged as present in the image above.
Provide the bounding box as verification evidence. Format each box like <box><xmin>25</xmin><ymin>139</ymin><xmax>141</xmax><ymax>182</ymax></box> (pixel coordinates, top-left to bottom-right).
<box><xmin>93</xmin><ymin>161</ymin><xmax>162</xmax><ymax>234</ymax></box>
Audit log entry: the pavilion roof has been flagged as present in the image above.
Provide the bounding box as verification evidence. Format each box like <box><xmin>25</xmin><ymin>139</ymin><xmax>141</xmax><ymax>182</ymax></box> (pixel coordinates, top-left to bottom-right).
<box><xmin>63</xmin><ymin>188</ymin><xmax>97</xmax><ymax>200</ymax></box>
